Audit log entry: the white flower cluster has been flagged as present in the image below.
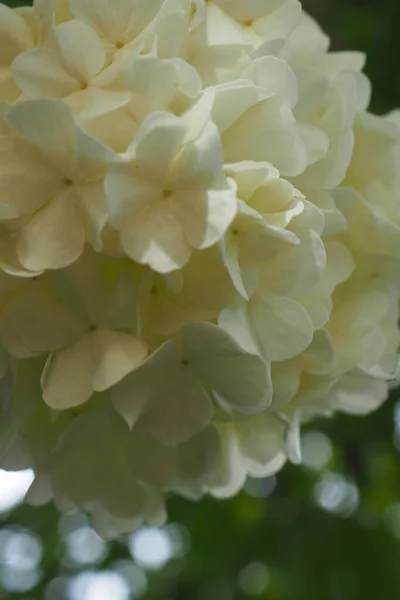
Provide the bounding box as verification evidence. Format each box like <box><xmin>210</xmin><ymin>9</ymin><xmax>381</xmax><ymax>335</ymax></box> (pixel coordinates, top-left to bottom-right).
<box><xmin>1</xmin><ymin>0</ymin><xmax>400</xmax><ymax>538</ymax></box>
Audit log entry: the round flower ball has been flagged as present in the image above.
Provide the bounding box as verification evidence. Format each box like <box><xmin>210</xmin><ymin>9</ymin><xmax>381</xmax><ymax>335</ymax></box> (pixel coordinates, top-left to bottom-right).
<box><xmin>1</xmin><ymin>0</ymin><xmax>399</xmax><ymax>538</ymax></box>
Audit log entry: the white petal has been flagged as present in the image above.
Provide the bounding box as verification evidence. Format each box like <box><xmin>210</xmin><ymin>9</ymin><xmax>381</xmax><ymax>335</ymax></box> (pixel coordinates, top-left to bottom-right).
<box><xmin>297</xmin><ymin>123</ymin><xmax>329</xmax><ymax>165</ymax></box>
<box><xmin>206</xmin><ymin>424</ymin><xmax>246</xmax><ymax>498</ymax></box>
<box><xmin>182</xmin><ymin>322</ymin><xmax>272</xmax><ymax>414</ymax></box>
<box><xmin>17</xmin><ymin>192</ymin><xmax>86</xmax><ymax>271</ymax></box>
<box><xmin>100</xmin><ymin>271</ymin><xmax>138</xmax><ymax>331</ymax></box>
<box><xmin>236</xmin><ymin>414</ymin><xmax>287</xmax><ymax>477</ymax></box>
<box><xmin>219</xmin><ymin>235</ymin><xmax>249</xmax><ymax>299</ymax></box>
<box><xmin>123</xmin><ymin>55</ymin><xmax>201</xmax><ymax>114</ymax></box>
<box><xmin>171</xmin><ymin>120</ymin><xmax>224</xmax><ymax>189</ymax></box>
<box><xmin>271</xmin><ymin>361</ymin><xmax>301</xmax><ymax>409</ymax></box>
<box><xmin>77</xmin><ymin>88</ymin><xmax>132</xmax><ymax>119</ymax></box>
<box><xmin>250</xmin><ymin>294</ymin><xmax>314</xmax><ymax>361</ymax></box>
<box><xmin>69</xmin><ymin>0</ymin><xmax>134</xmax><ymax>43</ymax></box>
<box><xmin>181</xmin><ymin>87</ymin><xmax>216</xmax><ymax>143</ymax></box>
<box><xmin>178</xmin><ymin>426</ymin><xmax>222</xmax><ymax>483</ymax></box>
<box><xmin>91</xmin><ymin>330</ymin><xmax>147</xmax><ymax>392</ymax></box>
<box><xmin>5</xmin><ymin>99</ymin><xmax>77</xmax><ymax>174</ymax></box>
<box><xmin>212</xmin><ymin>80</ymin><xmax>267</xmax><ymax>135</ymax></box>
<box><xmin>128</xmin><ymin>435</ymin><xmax>178</xmax><ymax>487</ymax></box>
<box><xmin>0</xmin><ymin>4</ymin><xmax>33</xmax><ymax>65</ymax></box>
<box><xmin>56</xmin><ymin>20</ymin><xmax>106</xmax><ymax>83</ymax></box>
<box><xmin>222</xmin><ymin>97</ymin><xmax>308</xmax><ymax>177</ymax></box>
<box><xmin>248</xmin><ymin>55</ymin><xmax>298</xmax><ymax>108</ymax></box>
<box><xmin>0</xmin><ymin>133</ymin><xmax>63</xmax><ymax>217</ymax></box>
<box><xmin>218</xmin><ymin>300</ymin><xmax>260</xmax><ymax>355</ymax></box>
<box><xmin>129</xmin><ymin>111</ymin><xmax>186</xmax><ymax>180</ymax></box>
<box><xmin>326</xmin><ymin>370</ymin><xmax>388</xmax><ymax>415</ymax></box>
<box><xmin>174</xmin><ymin>182</ymin><xmax>237</xmax><ymax>250</ymax></box>
<box><xmin>121</xmin><ymin>201</ymin><xmax>192</xmax><ymax>273</ymax></box>
<box><xmin>69</xmin><ymin>0</ymin><xmax>163</xmax><ymax>46</ymax></box>
<box><xmin>113</xmin><ymin>356</ymin><xmax>213</xmax><ymax>445</ymax></box>
<box><xmin>42</xmin><ymin>337</ymin><xmax>94</xmax><ymax>409</ymax></box>
<box><xmin>12</xmin><ymin>48</ymin><xmax>79</xmax><ymax>98</ymax></box>
<box><xmin>0</xmin><ymin>284</ymin><xmax>85</xmax><ymax>358</ymax></box>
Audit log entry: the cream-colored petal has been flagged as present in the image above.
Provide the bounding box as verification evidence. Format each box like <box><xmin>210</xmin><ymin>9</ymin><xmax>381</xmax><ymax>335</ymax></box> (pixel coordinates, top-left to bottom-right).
<box><xmin>12</xmin><ymin>48</ymin><xmax>79</xmax><ymax>99</ymax></box>
<box><xmin>249</xmin><ymin>294</ymin><xmax>314</xmax><ymax>361</ymax></box>
<box><xmin>56</xmin><ymin>20</ymin><xmax>106</xmax><ymax>83</ymax></box>
<box><xmin>5</xmin><ymin>99</ymin><xmax>77</xmax><ymax>174</ymax></box>
<box><xmin>42</xmin><ymin>336</ymin><xmax>94</xmax><ymax>409</ymax></box>
<box><xmin>91</xmin><ymin>329</ymin><xmax>147</xmax><ymax>392</ymax></box>
<box><xmin>113</xmin><ymin>350</ymin><xmax>213</xmax><ymax>445</ymax></box>
<box><xmin>182</xmin><ymin>322</ymin><xmax>272</xmax><ymax>414</ymax></box>
<box><xmin>17</xmin><ymin>192</ymin><xmax>85</xmax><ymax>272</ymax></box>
<box><xmin>174</xmin><ymin>182</ymin><xmax>237</xmax><ymax>250</ymax></box>
<box><xmin>121</xmin><ymin>202</ymin><xmax>192</xmax><ymax>274</ymax></box>
<box><xmin>0</xmin><ymin>133</ymin><xmax>63</xmax><ymax>217</ymax></box>
<box><xmin>0</xmin><ymin>284</ymin><xmax>85</xmax><ymax>358</ymax></box>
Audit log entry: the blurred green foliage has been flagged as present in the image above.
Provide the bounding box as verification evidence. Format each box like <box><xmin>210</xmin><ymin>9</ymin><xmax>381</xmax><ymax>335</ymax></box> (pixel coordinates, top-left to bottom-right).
<box><xmin>1</xmin><ymin>0</ymin><xmax>400</xmax><ymax>599</ymax></box>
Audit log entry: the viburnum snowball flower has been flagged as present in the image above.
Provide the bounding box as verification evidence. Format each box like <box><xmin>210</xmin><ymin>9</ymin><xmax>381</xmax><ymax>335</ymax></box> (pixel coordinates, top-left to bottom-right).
<box><xmin>1</xmin><ymin>0</ymin><xmax>400</xmax><ymax>538</ymax></box>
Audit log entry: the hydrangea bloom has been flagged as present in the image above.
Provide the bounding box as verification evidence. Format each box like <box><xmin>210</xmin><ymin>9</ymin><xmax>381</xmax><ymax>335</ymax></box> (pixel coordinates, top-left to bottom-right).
<box><xmin>1</xmin><ymin>0</ymin><xmax>400</xmax><ymax>538</ymax></box>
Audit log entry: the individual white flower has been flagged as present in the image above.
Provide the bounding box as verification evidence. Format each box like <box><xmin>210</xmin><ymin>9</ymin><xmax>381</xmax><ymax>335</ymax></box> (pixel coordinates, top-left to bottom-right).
<box><xmin>204</xmin><ymin>413</ymin><xmax>287</xmax><ymax>499</ymax></box>
<box><xmin>326</xmin><ymin>287</ymin><xmax>397</xmax><ymax>377</ymax></box>
<box><xmin>45</xmin><ymin>398</ymin><xmax>155</xmax><ymax>518</ymax></box>
<box><xmin>112</xmin><ymin>322</ymin><xmax>272</xmax><ymax>445</ymax></box>
<box><xmin>1</xmin><ymin>98</ymin><xmax>123</xmax><ymax>270</ymax></box>
<box><xmin>41</xmin><ymin>251</ymin><xmax>147</xmax><ymax>410</ymax></box>
<box><xmin>211</xmin><ymin>67</ymin><xmax>308</xmax><ymax>177</ymax></box>
<box><xmin>221</xmin><ymin>161</ymin><xmax>304</xmax><ymax>298</ymax></box>
<box><xmin>122</xmin><ymin>53</ymin><xmax>202</xmax><ymax>122</ymax></box>
<box><xmin>219</xmin><ymin>291</ymin><xmax>314</xmax><ymax>363</ymax></box>
<box><xmin>68</xmin><ymin>0</ymin><xmax>165</xmax><ymax>57</ymax></box>
<box><xmin>220</xmin><ymin>200</ymin><xmax>299</xmax><ymax>299</ymax></box>
<box><xmin>193</xmin><ymin>0</ymin><xmax>301</xmax><ymax>52</ymax></box>
<box><xmin>256</xmin><ymin>198</ymin><xmax>326</xmax><ymax>298</ymax></box>
<box><xmin>106</xmin><ymin>92</ymin><xmax>237</xmax><ymax>273</ymax></box>
<box><xmin>83</xmin><ymin>51</ymin><xmax>202</xmax><ymax>151</ymax></box>
<box><xmin>269</xmin><ymin>328</ymin><xmax>336</xmax><ymax>415</ymax></box>
<box><xmin>12</xmin><ymin>20</ymin><xmax>133</xmax><ymax>119</ymax></box>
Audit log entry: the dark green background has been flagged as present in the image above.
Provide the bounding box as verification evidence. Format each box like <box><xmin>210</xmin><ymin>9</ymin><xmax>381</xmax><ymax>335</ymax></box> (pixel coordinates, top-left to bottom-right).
<box><xmin>1</xmin><ymin>1</ymin><xmax>400</xmax><ymax>599</ymax></box>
